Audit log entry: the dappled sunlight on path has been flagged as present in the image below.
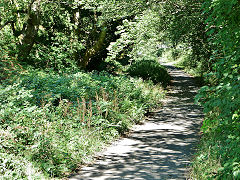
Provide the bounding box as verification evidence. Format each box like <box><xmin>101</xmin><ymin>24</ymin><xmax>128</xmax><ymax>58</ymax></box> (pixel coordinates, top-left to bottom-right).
<box><xmin>70</xmin><ymin>62</ymin><xmax>203</xmax><ymax>180</ymax></box>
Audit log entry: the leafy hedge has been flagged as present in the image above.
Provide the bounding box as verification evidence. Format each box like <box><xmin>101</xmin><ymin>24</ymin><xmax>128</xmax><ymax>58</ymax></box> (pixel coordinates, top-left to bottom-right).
<box><xmin>0</xmin><ymin>70</ymin><xmax>164</xmax><ymax>178</ymax></box>
<box><xmin>127</xmin><ymin>60</ymin><xmax>171</xmax><ymax>86</ymax></box>
<box><xmin>190</xmin><ymin>0</ymin><xmax>240</xmax><ymax>179</ymax></box>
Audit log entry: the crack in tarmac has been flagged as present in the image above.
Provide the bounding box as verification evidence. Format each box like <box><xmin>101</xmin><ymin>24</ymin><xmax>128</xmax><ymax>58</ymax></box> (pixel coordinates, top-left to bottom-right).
<box><xmin>69</xmin><ymin>62</ymin><xmax>203</xmax><ymax>180</ymax></box>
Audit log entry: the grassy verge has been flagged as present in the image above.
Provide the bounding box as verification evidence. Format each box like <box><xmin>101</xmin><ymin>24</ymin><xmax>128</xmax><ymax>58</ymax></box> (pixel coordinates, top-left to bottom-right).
<box><xmin>0</xmin><ymin>69</ymin><xmax>166</xmax><ymax>179</ymax></box>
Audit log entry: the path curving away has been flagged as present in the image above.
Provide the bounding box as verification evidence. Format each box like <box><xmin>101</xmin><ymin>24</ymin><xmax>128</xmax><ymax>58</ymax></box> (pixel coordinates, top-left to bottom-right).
<box><xmin>69</xmin><ymin>62</ymin><xmax>203</xmax><ymax>180</ymax></box>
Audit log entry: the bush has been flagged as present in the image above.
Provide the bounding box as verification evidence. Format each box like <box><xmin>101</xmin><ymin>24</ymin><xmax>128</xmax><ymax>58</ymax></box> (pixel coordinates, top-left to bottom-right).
<box><xmin>127</xmin><ymin>59</ymin><xmax>171</xmax><ymax>86</ymax></box>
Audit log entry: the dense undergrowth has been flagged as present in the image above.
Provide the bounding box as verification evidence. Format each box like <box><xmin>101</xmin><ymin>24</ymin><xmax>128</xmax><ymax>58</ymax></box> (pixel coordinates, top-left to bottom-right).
<box><xmin>0</xmin><ymin>68</ymin><xmax>166</xmax><ymax>178</ymax></box>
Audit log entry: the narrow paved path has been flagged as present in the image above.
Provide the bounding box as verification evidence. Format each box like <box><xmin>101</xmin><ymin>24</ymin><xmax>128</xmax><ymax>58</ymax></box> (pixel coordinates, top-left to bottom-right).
<box><xmin>70</xmin><ymin>63</ymin><xmax>203</xmax><ymax>180</ymax></box>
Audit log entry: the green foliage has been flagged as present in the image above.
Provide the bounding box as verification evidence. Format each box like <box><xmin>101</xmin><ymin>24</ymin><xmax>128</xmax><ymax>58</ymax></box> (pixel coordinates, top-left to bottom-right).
<box><xmin>0</xmin><ymin>0</ymin><xmax>152</xmax><ymax>71</ymax></box>
<box><xmin>30</xmin><ymin>32</ymin><xmax>81</xmax><ymax>71</ymax></box>
<box><xmin>0</xmin><ymin>70</ymin><xmax>164</xmax><ymax>178</ymax></box>
<box><xmin>157</xmin><ymin>0</ymin><xmax>211</xmax><ymax>75</ymax></box>
<box><xmin>0</xmin><ymin>27</ymin><xmax>21</xmax><ymax>81</ymax></box>
<box><xmin>127</xmin><ymin>60</ymin><xmax>171</xmax><ymax>86</ymax></box>
<box><xmin>190</xmin><ymin>115</ymin><xmax>240</xmax><ymax>179</ymax></box>
<box><xmin>106</xmin><ymin>9</ymin><xmax>164</xmax><ymax>71</ymax></box>
<box><xmin>0</xmin><ymin>153</ymin><xmax>45</xmax><ymax>179</ymax></box>
<box><xmin>191</xmin><ymin>0</ymin><xmax>240</xmax><ymax>179</ymax></box>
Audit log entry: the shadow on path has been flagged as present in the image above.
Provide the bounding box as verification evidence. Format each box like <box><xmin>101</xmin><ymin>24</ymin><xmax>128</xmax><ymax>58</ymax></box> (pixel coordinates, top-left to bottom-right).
<box><xmin>70</xmin><ymin>63</ymin><xmax>203</xmax><ymax>180</ymax></box>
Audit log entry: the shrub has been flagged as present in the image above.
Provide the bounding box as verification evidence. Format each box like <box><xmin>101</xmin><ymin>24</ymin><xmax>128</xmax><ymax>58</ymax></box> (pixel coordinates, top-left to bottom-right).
<box><xmin>127</xmin><ymin>59</ymin><xmax>171</xmax><ymax>86</ymax></box>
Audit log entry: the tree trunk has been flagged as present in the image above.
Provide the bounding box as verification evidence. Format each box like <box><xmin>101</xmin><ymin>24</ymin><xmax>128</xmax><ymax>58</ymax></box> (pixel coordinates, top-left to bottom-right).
<box><xmin>18</xmin><ymin>0</ymin><xmax>41</xmax><ymax>64</ymax></box>
<box><xmin>79</xmin><ymin>25</ymin><xmax>107</xmax><ymax>69</ymax></box>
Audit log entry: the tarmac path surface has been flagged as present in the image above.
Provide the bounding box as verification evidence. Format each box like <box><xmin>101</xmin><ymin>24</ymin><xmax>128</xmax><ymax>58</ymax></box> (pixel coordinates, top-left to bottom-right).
<box><xmin>70</xmin><ymin>62</ymin><xmax>203</xmax><ymax>180</ymax></box>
